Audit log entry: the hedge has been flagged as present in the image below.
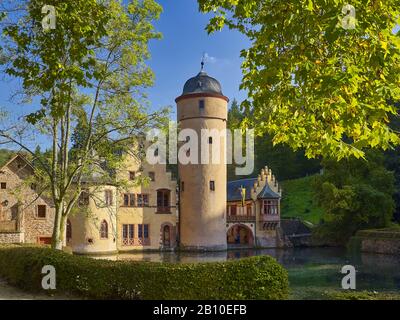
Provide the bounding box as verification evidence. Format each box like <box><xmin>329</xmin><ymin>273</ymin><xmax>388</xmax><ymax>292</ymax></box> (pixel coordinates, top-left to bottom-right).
<box><xmin>0</xmin><ymin>245</ymin><xmax>289</xmax><ymax>300</ymax></box>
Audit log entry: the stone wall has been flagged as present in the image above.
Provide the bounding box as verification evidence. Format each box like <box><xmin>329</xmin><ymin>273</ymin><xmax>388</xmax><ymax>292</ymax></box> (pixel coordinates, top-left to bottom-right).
<box><xmin>349</xmin><ymin>229</ymin><xmax>400</xmax><ymax>255</ymax></box>
<box><xmin>0</xmin><ymin>232</ymin><xmax>24</xmax><ymax>243</ymax></box>
<box><xmin>0</xmin><ymin>155</ymin><xmax>55</xmax><ymax>244</ymax></box>
<box><xmin>256</xmin><ymin>234</ymin><xmax>279</xmax><ymax>248</ymax></box>
<box><xmin>360</xmin><ymin>238</ymin><xmax>400</xmax><ymax>255</ymax></box>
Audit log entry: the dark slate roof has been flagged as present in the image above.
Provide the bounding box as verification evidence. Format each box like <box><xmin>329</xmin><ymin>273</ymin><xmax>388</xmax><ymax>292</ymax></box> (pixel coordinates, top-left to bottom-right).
<box><xmin>280</xmin><ymin>219</ymin><xmax>311</xmax><ymax>236</ymax></box>
<box><xmin>227</xmin><ymin>178</ymin><xmax>257</xmax><ymax>201</ymax></box>
<box><xmin>258</xmin><ymin>183</ymin><xmax>280</xmax><ymax>199</ymax></box>
<box><xmin>227</xmin><ymin>178</ymin><xmax>280</xmax><ymax>202</ymax></box>
<box><xmin>182</xmin><ymin>71</ymin><xmax>223</xmax><ymax>95</ymax></box>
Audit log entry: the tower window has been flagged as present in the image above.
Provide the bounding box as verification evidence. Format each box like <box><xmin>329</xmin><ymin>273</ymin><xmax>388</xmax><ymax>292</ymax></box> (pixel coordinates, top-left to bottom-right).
<box><xmin>104</xmin><ymin>190</ymin><xmax>113</xmax><ymax>206</ymax></box>
<box><xmin>154</xmin><ymin>148</ymin><xmax>159</xmax><ymax>157</ymax></box>
<box><xmin>79</xmin><ymin>190</ymin><xmax>90</xmax><ymax>206</ymax></box>
<box><xmin>100</xmin><ymin>220</ymin><xmax>108</xmax><ymax>239</ymax></box>
<box><xmin>210</xmin><ymin>181</ymin><xmax>215</xmax><ymax>191</ymax></box>
<box><xmin>199</xmin><ymin>100</ymin><xmax>205</xmax><ymax>110</ymax></box>
<box><xmin>185</xmin><ymin>136</ymin><xmax>190</xmax><ymax>142</ymax></box>
<box><xmin>209</xmin><ymin>137</ymin><xmax>213</xmax><ymax>144</ymax></box>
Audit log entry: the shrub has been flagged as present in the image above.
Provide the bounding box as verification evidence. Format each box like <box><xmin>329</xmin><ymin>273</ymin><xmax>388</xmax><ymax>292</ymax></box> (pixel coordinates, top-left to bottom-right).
<box><xmin>0</xmin><ymin>245</ymin><xmax>289</xmax><ymax>300</ymax></box>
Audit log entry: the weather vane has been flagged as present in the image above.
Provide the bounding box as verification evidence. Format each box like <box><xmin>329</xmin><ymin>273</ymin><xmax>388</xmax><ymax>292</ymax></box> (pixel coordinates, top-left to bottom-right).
<box><xmin>201</xmin><ymin>52</ymin><xmax>206</xmax><ymax>71</ymax></box>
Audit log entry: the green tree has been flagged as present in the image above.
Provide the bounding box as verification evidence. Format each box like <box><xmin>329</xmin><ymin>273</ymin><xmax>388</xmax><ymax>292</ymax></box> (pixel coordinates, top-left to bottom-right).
<box><xmin>199</xmin><ymin>0</ymin><xmax>400</xmax><ymax>160</ymax></box>
<box><xmin>0</xmin><ymin>0</ymin><xmax>166</xmax><ymax>249</ymax></box>
<box><xmin>227</xmin><ymin>98</ymin><xmax>243</xmax><ymax>129</ymax></box>
<box><xmin>0</xmin><ymin>148</ymin><xmax>14</xmax><ymax>167</ymax></box>
<box><xmin>227</xmin><ymin>99</ymin><xmax>320</xmax><ymax>181</ymax></box>
<box><xmin>313</xmin><ymin>151</ymin><xmax>395</xmax><ymax>243</ymax></box>
<box><xmin>383</xmin><ymin>103</ymin><xmax>400</xmax><ymax>222</ymax></box>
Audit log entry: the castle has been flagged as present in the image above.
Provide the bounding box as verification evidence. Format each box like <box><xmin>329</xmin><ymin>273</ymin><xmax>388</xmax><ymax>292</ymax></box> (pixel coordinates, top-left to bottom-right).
<box><xmin>0</xmin><ymin>70</ymin><xmax>282</xmax><ymax>253</ymax></box>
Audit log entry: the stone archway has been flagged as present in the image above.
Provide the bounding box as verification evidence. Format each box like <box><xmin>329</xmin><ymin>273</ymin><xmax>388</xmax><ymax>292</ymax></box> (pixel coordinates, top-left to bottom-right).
<box><xmin>227</xmin><ymin>224</ymin><xmax>254</xmax><ymax>247</ymax></box>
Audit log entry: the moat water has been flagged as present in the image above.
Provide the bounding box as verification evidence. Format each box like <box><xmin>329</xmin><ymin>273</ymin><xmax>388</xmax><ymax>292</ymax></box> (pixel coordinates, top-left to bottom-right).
<box><xmin>94</xmin><ymin>247</ymin><xmax>400</xmax><ymax>299</ymax></box>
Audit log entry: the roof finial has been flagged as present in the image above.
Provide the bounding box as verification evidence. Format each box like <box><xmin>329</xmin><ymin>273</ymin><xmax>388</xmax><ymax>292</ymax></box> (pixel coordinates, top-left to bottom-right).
<box><xmin>201</xmin><ymin>52</ymin><xmax>205</xmax><ymax>72</ymax></box>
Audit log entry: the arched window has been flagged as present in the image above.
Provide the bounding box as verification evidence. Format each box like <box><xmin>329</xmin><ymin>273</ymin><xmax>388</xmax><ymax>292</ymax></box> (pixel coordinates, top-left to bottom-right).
<box><xmin>66</xmin><ymin>219</ymin><xmax>72</xmax><ymax>242</ymax></box>
<box><xmin>100</xmin><ymin>220</ymin><xmax>108</xmax><ymax>239</ymax></box>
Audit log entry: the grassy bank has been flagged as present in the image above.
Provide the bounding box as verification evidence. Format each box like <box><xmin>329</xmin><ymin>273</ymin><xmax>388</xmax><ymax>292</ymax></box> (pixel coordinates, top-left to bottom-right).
<box><xmin>0</xmin><ymin>245</ymin><xmax>289</xmax><ymax>300</ymax></box>
<box><xmin>281</xmin><ymin>175</ymin><xmax>323</xmax><ymax>225</ymax></box>
<box><xmin>323</xmin><ymin>290</ymin><xmax>400</xmax><ymax>300</ymax></box>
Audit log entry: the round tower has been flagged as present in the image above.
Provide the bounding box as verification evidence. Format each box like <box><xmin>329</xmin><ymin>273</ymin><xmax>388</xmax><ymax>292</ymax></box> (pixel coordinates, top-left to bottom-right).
<box><xmin>176</xmin><ymin>68</ymin><xmax>228</xmax><ymax>251</ymax></box>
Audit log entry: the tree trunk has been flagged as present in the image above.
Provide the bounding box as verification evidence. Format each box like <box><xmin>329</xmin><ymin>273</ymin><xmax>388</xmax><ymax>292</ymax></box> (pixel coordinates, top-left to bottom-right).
<box><xmin>51</xmin><ymin>205</ymin><xmax>64</xmax><ymax>250</ymax></box>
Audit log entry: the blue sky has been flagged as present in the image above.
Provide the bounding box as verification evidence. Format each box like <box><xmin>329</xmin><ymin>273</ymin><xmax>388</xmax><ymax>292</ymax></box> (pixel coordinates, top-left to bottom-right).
<box><xmin>0</xmin><ymin>0</ymin><xmax>249</xmax><ymax>150</ymax></box>
<box><xmin>146</xmin><ymin>0</ymin><xmax>249</xmax><ymax>115</ymax></box>
<box><xmin>0</xmin><ymin>0</ymin><xmax>248</xmax><ymax>122</ymax></box>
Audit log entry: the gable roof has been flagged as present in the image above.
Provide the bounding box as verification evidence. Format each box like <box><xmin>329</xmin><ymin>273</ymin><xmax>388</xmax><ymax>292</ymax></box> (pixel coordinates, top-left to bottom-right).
<box><xmin>0</xmin><ymin>153</ymin><xmax>34</xmax><ymax>172</ymax></box>
<box><xmin>0</xmin><ymin>153</ymin><xmax>54</xmax><ymax>206</ymax></box>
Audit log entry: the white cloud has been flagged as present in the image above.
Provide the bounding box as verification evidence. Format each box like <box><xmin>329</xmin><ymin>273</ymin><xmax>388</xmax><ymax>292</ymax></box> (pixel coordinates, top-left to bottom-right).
<box><xmin>204</xmin><ymin>53</ymin><xmax>217</xmax><ymax>64</ymax></box>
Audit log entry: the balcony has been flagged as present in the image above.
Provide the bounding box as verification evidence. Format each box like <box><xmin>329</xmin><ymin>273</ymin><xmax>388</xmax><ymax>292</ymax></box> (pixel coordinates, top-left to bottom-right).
<box><xmin>0</xmin><ymin>220</ymin><xmax>17</xmax><ymax>232</ymax></box>
<box><xmin>227</xmin><ymin>215</ymin><xmax>256</xmax><ymax>222</ymax></box>
<box><xmin>260</xmin><ymin>214</ymin><xmax>280</xmax><ymax>222</ymax></box>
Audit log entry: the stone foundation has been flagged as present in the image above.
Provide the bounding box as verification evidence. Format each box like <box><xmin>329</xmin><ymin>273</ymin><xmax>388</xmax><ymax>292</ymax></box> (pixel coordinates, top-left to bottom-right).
<box><xmin>0</xmin><ymin>232</ymin><xmax>24</xmax><ymax>243</ymax></box>
<box><xmin>179</xmin><ymin>244</ymin><xmax>228</xmax><ymax>252</ymax></box>
<box><xmin>256</xmin><ymin>236</ymin><xmax>279</xmax><ymax>248</ymax></box>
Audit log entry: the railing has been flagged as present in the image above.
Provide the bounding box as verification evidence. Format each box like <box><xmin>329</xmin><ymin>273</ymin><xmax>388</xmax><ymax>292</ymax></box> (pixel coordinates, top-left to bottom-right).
<box><xmin>227</xmin><ymin>215</ymin><xmax>256</xmax><ymax>222</ymax></box>
<box><xmin>122</xmin><ymin>238</ymin><xmax>150</xmax><ymax>246</ymax></box>
<box><xmin>0</xmin><ymin>220</ymin><xmax>17</xmax><ymax>232</ymax></box>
